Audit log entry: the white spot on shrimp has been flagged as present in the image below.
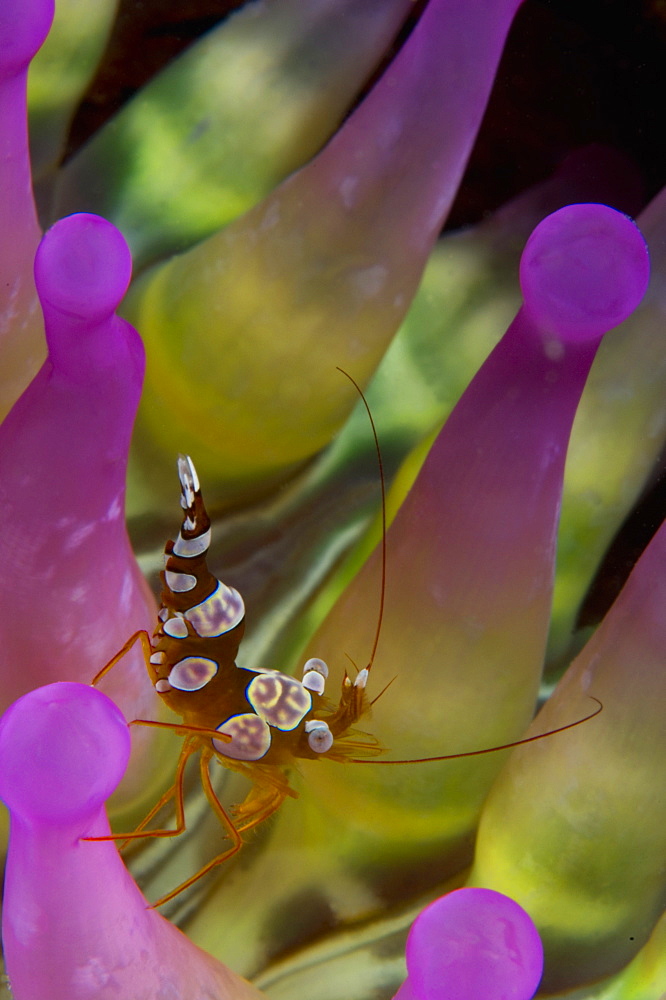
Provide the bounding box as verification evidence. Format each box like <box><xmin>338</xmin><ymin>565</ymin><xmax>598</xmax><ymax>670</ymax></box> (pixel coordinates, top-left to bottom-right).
<box><xmin>246</xmin><ymin>673</ymin><xmax>311</xmax><ymax>731</ymax></box>
<box><xmin>354</xmin><ymin>668</ymin><xmax>369</xmax><ymax>690</ymax></box>
<box><xmin>173</xmin><ymin>528</ymin><xmax>211</xmax><ymax>558</ymax></box>
<box><xmin>303</xmin><ymin>658</ymin><xmax>328</xmax><ymax>678</ymax></box>
<box><xmin>165</xmin><ymin>570</ymin><xmax>197</xmax><ymax>593</ymax></box>
<box><xmin>177</xmin><ymin>455</ymin><xmax>199</xmax><ymax>507</ymax></box>
<box><xmin>185</xmin><ymin>581</ymin><xmax>245</xmax><ymax>637</ymax></box>
<box><xmin>213</xmin><ymin>714</ymin><xmax>271</xmax><ymax>761</ymax></box>
<box><xmin>302</xmin><ymin>658</ymin><xmax>328</xmax><ymax>694</ymax></box>
<box><xmin>163</xmin><ymin>617</ymin><xmax>189</xmax><ymax>639</ymax></box>
<box><xmin>302</xmin><ymin>670</ymin><xmax>326</xmax><ymax>695</ymax></box>
<box><xmin>168</xmin><ymin>656</ymin><xmax>218</xmax><ymax>691</ymax></box>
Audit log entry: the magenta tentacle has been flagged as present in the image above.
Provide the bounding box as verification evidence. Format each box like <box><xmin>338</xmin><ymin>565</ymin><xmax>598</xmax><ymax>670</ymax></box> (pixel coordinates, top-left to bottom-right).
<box><xmin>0</xmin><ymin>0</ymin><xmax>54</xmax><ymax>415</ymax></box>
<box><xmin>0</xmin><ymin>682</ymin><xmax>265</xmax><ymax>1000</ymax></box>
<box><xmin>0</xmin><ymin>215</ymin><xmax>157</xmax><ymax>736</ymax></box>
<box><xmin>303</xmin><ymin>204</ymin><xmax>649</xmax><ymax>846</ymax></box>
<box><xmin>392</xmin><ymin>889</ymin><xmax>543</xmax><ymax>1000</ymax></box>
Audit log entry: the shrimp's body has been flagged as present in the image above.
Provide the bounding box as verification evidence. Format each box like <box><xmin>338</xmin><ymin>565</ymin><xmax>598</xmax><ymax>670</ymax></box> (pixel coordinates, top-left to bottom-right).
<box><xmin>89</xmin><ymin>454</ymin><xmax>379</xmax><ymax>904</ymax></box>
<box><xmin>89</xmin><ymin>406</ymin><xmax>601</xmax><ymax>906</ymax></box>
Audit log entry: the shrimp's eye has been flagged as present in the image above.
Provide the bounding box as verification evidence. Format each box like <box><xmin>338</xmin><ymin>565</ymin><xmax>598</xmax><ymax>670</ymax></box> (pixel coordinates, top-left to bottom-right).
<box><xmin>305</xmin><ymin>720</ymin><xmax>333</xmax><ymax>754</ymax></box>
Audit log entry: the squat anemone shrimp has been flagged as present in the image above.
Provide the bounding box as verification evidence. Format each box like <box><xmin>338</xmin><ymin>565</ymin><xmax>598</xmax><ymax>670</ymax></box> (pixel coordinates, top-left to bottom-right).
<box><xmin>85</xmin><ymin>371</ymin><xmax>602</xmax><ymax>908</ymax></box>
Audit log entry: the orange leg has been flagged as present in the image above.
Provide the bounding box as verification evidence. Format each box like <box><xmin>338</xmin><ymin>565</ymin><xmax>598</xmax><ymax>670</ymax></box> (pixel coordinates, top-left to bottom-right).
<box><xmin>114</xmin><ymin>780</ymin><xmax>179</xmax><ymax>853</ymax></box>
<box><xmin>149</xmin><ymin>748</ymin><xmax>243</xmax><ymax>908</ymax></box>
<box><xmin>91</xmin><ymin>629</ymin><xmax>153</xmax><ymax>686</ymax></box>
<box><xmin>130</xmin><ymin>718</ymin><xmax>231</xmax><ymax>743</ymax></box>
<box><xmin>234</xmin><ymin>786</ymin><xmax>288</xmax><ymax>835</ymax></box>
<box><xmin>82</xmin><ymin>738</ymin><xmax>196</xmax><ymax>844</ymax></box>
<box><xmin>231</xmin><ymin>766</ymin><xmax>292</xmax><ymax>834</ymax></box>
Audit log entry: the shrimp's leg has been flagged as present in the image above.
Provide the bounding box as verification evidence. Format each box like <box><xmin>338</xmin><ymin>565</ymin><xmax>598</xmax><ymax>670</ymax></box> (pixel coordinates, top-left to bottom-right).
<box><xmin>82</xmin><ymin>738</ymin><xmax>196</xmax><ymax>843</ymax></box>
<box><xmin>229</xmin><ymin>763</ymin><xmax>293</xmax><ymax>834</ymax></box>
<box><xmin>130</xmin><ymin>718</ymin><xmax>231</xmax><ymax>743</ymax></box>
<box><xmin>149</xmin><ymin>748</ymin><xmax>243</xmax><ymax>907</ymax></box>
<box><xmin>92</xmin><ymin>630</ymin><xmax>153</xmax><ymax>685</ymax></box>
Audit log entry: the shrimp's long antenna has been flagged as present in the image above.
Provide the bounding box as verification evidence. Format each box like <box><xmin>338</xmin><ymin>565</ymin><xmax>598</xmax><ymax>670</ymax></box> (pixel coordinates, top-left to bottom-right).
<box><xmin>336</xmin><ymin>367</ymin><xmax>386</xmax><ymax>672</ymax></box>
<box><xmin>347</xmin><ymin>697</ymin><xmax>603</xmax><ymax>764</ymax></box>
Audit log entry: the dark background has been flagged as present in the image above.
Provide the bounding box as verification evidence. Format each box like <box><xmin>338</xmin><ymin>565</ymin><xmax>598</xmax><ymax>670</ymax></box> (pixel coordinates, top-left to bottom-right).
<box><xmin>67</xmin><ymin>0</ymin><xmax>666</xmax><ymax>223</ymax></box>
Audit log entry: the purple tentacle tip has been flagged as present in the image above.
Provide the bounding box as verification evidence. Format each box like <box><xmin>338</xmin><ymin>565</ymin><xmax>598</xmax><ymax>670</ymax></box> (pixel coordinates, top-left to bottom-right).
<box><xmin>35</xmin><ymin>213</ymin><xmax>133</xmax><ymax>325</ymax></box>
<box><xmin>0</xmin><ymin>683</ymin><xmax>130</xmax><ymax>826</ymax></box>
<box><xmin>520</xmin><ymin>203</ymin><xmax>650</xmax><ymax>343</ymax></box>
<box><xmin>399</xmin><ymin>888</ymin><xmax>543</xmax><ymax>1000</ymax></box>
<box><xmin>0</xmin><ymin>0</ymin><xmax>54</xmax><ymax>79</ymax></box>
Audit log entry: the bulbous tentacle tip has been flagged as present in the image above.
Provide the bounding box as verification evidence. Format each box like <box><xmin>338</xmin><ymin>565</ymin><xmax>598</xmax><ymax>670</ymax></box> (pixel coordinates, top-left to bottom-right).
<box><xmin>0</xmin><ymin>682</ymin><xmax>130</xmax><ymax>826</ymax></box>
<box><xmin>0</xmin><ymin>0</ymin><xmax>54</xmax><ymax>79</ymax></box>
<box><xmin>34</xmin><ymin>213</ymin><xmax>133</xmax><ymax>325</ymax></box>
<box><xmin>519</xmin><ymin>203</ymin><xmax>650</xmax><ymax>343</ymax></box>
<box><xmin>395</xmin><ymin>888</ymin><xmax>543</xmax><ymax>1000</ymax></box>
